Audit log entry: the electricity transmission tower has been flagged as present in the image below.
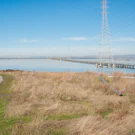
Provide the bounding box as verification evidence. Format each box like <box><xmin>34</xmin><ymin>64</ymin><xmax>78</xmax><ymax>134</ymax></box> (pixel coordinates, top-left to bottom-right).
<box><xmin>98</xmin><ymin>0</ymin><xmax>114</xmax><ymax>69</ymax></box>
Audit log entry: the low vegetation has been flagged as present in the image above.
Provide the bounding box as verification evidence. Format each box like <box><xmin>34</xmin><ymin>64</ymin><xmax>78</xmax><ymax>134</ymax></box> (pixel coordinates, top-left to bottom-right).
<box><xmin>0</xmin><ymin>71</ymin><xmax>135</xmax><ymax>135</ymax></box>
<box><xmin>0</xmin><ymin>74</ymin><xmax>31</xmax><ymax>135</ymax></box>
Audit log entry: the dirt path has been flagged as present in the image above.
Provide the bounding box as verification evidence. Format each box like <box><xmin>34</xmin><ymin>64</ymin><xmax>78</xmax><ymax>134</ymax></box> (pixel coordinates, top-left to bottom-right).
<box><xmin>0</xmin><ymin>76</ymin><xmax>3</xmax><ymax>83</ymax></box>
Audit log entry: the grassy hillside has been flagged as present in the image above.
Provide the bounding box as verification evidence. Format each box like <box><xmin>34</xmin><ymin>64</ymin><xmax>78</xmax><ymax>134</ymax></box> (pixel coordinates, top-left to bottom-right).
<box><xmin>0</xmin><ymin>71</ymin><xmax>135</xmax><ymax>135</ymax></box>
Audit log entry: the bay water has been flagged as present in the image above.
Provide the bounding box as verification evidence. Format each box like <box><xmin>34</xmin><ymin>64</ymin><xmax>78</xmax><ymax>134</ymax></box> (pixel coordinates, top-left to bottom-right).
<box><xmin>0</xmin><ymin>59</ymin><xmax>134</xmax><ymax>74</ymax></box>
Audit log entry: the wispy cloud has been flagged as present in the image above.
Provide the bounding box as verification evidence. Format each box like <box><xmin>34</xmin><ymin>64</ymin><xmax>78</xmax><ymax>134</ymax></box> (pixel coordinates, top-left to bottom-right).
<box><xmin>90</xmin><ymin>36</ymin><xmax>98</xmax><ymax>41</ymax></box>
<box><xmin>62</xmin><ymin>37</ymin><xmax>88</xmax><ymax>41</ymax></box>
<box><xmin>113</xmin><ymin>37</ymin><xmax>135</xmax><ymax>42</ymax></box>
<box><xmin>19</xmin><ymin>38</ymin><xmax>39</xmax><ymax>43</ymax></box>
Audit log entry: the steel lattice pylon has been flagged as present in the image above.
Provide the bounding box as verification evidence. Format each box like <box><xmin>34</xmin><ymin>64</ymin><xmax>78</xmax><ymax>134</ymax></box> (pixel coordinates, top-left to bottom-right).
<box><xmin>97</xmin><ymin>0</ymin><xmax>114</xmax><ymax>70</ymax></box>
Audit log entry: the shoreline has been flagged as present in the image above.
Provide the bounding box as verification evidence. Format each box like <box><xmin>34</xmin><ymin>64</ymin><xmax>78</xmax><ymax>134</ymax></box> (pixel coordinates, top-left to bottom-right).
<box><xmin>0</xmin><ymin>69</ymin><xmax>135</xmax><ymax>76</ymax></box>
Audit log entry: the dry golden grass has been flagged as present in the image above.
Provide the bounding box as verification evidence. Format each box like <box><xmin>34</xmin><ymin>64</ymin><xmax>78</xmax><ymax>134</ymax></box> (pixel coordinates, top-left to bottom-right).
<box><xmin>0</xmin><ymin>71</ymin><xmax>135</xmax><ymax>135</ymax></box>
<box><xmin>70</xmin><ymin>115</ymin><xmax>135</xmax><ymax>135</ymax></box>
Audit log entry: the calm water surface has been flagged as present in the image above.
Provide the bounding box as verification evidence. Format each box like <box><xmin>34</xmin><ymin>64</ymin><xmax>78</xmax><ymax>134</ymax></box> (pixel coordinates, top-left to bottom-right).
<box><xmin>0</xmin><ymin>59</ymin><xmax>135</xmax><ymax>74</ymax></box>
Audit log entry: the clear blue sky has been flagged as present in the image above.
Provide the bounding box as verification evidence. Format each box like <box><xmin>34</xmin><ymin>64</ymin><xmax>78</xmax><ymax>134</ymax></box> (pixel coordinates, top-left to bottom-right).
<box><xmin>0</xmin><ymin>0</ymin><xmax>135</xmax><ymax>57</ymax></box>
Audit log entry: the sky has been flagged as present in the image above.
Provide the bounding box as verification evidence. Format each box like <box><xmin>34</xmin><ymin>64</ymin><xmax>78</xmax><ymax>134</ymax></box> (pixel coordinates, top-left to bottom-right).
<box><xmin>0</xmin><ymin>0</ymin><xmax>135</xmax><ymax>57</ymax></box>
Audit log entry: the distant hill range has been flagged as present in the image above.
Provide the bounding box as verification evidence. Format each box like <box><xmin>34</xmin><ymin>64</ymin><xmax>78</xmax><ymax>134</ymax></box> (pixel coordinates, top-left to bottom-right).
<box><xmin>70</xmin><ymin>55</ymin><xmax>135</xmax><ymax>60</ymax></box>
<box><xmin>0</xmin><ymin>54</ymin><xmax>135</xmax><ymax>59</ymax></box>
